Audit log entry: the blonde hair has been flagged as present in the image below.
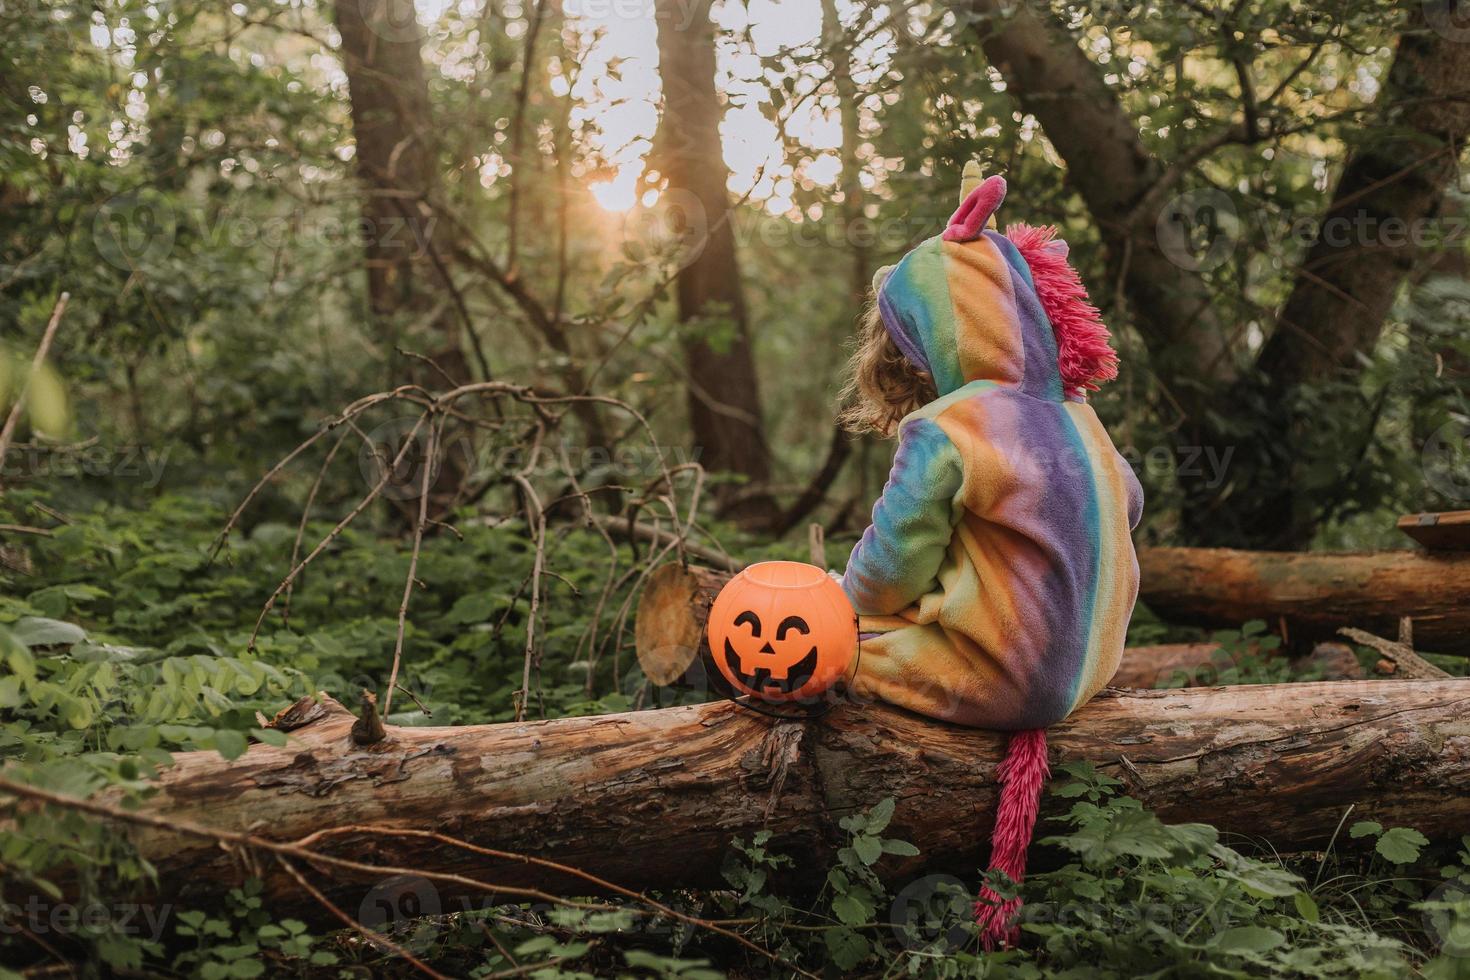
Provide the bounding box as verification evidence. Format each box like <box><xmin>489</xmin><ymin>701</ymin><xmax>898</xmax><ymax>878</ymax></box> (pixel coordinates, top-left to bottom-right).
<box><xmin>837</xmin><ymin>303</ymin><xmax>937</xmax><ymax>437</ymax></box>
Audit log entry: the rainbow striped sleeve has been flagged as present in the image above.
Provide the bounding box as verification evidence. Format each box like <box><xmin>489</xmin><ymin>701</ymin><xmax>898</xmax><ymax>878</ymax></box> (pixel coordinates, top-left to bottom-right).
<box><xmin>842</xmin><ymin>417</ymin><xmax>964</xmax><ymax>616</ymax></box>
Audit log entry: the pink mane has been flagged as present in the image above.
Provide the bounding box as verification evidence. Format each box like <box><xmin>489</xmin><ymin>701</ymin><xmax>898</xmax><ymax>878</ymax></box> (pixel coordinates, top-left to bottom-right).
<box><xmin>1005</xmin><ymin>223</ymin><xmax>1118</xmax><ymax>394</ymax></box>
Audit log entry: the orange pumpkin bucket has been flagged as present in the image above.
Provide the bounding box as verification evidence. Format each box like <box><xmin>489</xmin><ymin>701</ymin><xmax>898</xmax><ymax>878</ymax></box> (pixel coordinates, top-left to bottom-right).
<box><xmin>707</xmin><ymin>561</ymin><xmax>857</xmax><ymax>703</ymax></box>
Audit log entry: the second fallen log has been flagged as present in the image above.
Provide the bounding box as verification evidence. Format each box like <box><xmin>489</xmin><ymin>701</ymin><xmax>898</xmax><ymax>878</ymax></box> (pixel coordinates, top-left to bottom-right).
<box><xmin>1138</xmin><ymin>547</ymin><xmax>1470</xmax><ymax>654</ymax></box>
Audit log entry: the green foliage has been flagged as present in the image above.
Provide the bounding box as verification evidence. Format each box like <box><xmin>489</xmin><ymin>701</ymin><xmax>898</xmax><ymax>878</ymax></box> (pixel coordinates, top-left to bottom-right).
<box><xmin>3</xmin><ymin>0</ymin><xmax>1469</xmax><ymax>974</ymax></box>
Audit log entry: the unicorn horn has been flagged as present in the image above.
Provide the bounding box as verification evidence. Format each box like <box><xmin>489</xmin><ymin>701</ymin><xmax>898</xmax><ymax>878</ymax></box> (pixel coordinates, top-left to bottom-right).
<box><xmin>960</xmin><ymin>159</ymin><xmax>984</xmax><ymax>203</ymax></box>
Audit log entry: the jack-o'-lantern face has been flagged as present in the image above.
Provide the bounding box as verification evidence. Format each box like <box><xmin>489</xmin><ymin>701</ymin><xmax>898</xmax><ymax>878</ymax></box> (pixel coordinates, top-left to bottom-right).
<box><xmin>707</xmin><ymin>561</ymin><xmax>856</xmax><ymax>703</ymax></box>
<box><xmin>721</xmin><ymin>609</ymin><xmax>819</xmax><ymax>696</ymax></box>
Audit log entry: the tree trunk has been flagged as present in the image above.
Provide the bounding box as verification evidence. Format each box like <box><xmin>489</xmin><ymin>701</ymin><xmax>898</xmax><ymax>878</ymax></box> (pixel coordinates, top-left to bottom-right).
<box><xmin>1259</xmin><ymin>4</ymin><xmax>1470</xmax><ymax>396</ymax></box>
<box><xmin>962</xmin><ymin>0</ymin><xmax>1232</xmax><ymax>388</ymax></box>
<box><xmin>335</xmin><ymin>0</ymin><xmax>466</xmax><ymax>383</ymax></box>
<box><xmin>1196</xmin><ymin>2</ymin><xmax>1470</xmax><ymax>548</ymax></box>
<box><xmin>961</xmin><ymin>1</ymin><xmax>1470</xmax><ymax>550</ymax></box>
<box><xmin>653</xmin><ymin>0</ymin><xmax>775</xmax><ymax>524</ymax></box>
<box><xmin>1139</xmin><ymin>546</ymin><xmax>1470</xmax><ymax>654</ymax></box>
<box><xmin>24</xmin><ymin>679</ymin><xmax>1469</xmax><ymax>929</ymax></box>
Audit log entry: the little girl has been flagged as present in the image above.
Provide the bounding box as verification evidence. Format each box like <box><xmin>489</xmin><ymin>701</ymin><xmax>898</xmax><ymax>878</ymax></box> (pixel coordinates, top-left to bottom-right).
<box><xmin>838</xmin><ymin>164</ymin><xmax>1142</xmax><ymax>946</ymax></box>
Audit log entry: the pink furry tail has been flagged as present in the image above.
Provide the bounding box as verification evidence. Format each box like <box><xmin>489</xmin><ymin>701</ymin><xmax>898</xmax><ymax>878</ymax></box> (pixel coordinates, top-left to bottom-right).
<box><xmin>974</xmin><ymin>728</ymin><xmax>1049</xmax><ymax>950</ymax></box>
<box><xmin>1005</xmin><ymin>223</ymin><xmax>1118</xmax><ymax>395</ymax></box>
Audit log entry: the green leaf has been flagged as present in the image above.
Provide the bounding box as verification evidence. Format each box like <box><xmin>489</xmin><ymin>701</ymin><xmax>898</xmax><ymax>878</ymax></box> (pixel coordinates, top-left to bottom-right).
<box><xmin>832</xmin><ymin>890</ymin><xmax>873</xmax><ymax>926</ymax></box>
<box><xmin>823</xmin><ymin>926</ymin><xmax>870</xmax><ymax>970</ymax></box>
<box><xmin>250</xmin><ymin>728</ymin><xmax>288</xmax><ymax>747</ymax></box>
<box><xmin>1377</xmin><ymin>827</ymin><xmax>1430</xmax><ymax>864</ymax></box>
<box><xmin>865</xmin><ymin>796</ymin><xmax>896</xmax><ymax>833</ymax></box>
<box><xmin>881</xmin><ymin>839</ymin><xmax>920</xmax><ymax>857</ymax></box>
<box><xmin>12</xmin><ymin>617</ymin><xmax>86</xmax><ymax>648</ymax></box>
<box><xmin>213</xmin><ymin>729</ymin><xmax>248</xmax><ymax>761</ymax></box>
<box><xmin>1349</xmin><ymin>820</ymin><xmax>1383</xmax><ymax>839</ymax></box>
<box><xmin>852</xmin><ymin>834</ymin><xmax>883</xmax><ymax>866</ymax></box>
<box><xmin>1210</xmin><ymin>926</ymin><xmax>1284</xmax><ymax>955</ymax></box>
<box><xmin>1293</xmin><ymin>891</ymin><xmax>1320</xmax><ymax>922</ymax></box>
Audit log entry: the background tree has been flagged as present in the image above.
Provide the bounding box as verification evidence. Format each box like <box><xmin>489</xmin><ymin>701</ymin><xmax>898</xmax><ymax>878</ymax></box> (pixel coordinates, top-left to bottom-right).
<box><xmin>652</xmin><ymin>0</ymin><xmax>775</xmax><ymax>523</ymax></box>
<box><xmin>335</xmin><ymin>0</ymin><xmax>467</xmax><ymax>383</ymax></box>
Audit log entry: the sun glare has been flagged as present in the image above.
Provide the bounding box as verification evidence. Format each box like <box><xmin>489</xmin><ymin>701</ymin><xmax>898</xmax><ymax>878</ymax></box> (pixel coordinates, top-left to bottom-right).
<box><xmin>590</xmin><ymin>177</ymin><xmax>638</xmax><ymax>212</ymax></box>
<box><xmin>568</xmin><ymin>0</ymin><xmax>882</xmax><ymax>218</ymax></box>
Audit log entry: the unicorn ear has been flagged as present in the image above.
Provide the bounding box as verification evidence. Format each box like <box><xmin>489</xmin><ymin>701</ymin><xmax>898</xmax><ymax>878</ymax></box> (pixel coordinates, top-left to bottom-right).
<box><xmin>943</xmin><ymin>174</ymin><xmax>1006</xmax><ymax>243</ymax></box>
<box><xmin>871</xmin><ymin>264</ymin><xmax>895</xmax><ymax>295</ymax></box>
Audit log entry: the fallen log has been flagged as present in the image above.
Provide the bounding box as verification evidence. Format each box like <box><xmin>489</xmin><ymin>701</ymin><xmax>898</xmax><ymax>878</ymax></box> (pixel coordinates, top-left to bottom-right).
<box><xmin>1398</xmin><ymin>510</ymin><xmax>1470</xmax><ymax>552</ymax></box>
<box><xmin>1138</xmin><ymin>546</ymin><xmax>1470</xmax><ymax>654</ymax></box>
<box><xmin>631</xmin><ymin>564</ymin><xmax>1360</xmax><ymax>692</ymax></box>
<box><xmin>8</xmin><ymin>679</ymin><xmax>1468</xmax><ymax>932</ymax></box>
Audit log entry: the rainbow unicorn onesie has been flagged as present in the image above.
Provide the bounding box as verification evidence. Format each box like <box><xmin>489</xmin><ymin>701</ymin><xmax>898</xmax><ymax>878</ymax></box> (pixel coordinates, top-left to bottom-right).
<box><xmin>841</xmin><ymin>165</ymin><xmax>1142</xmax><ymax>946</ymax></box>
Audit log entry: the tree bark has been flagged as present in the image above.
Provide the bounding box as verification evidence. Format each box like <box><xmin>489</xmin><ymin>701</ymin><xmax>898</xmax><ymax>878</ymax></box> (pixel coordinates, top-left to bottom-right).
<box><xmin>653</xmin><ymin>0</ymin><xmax>775</xmax><ymax>524</ymax></box>
<box><xmin>1259</xmin><ymin>3</ymin><xmax>1470</xmax><ymax>395</ymax></box>
<box><xmin>1223</xmin><ymin>3</ymin><xmax>1470</xmax><ymax>548</ymax></box>
<box><xmin>28</xmin><ymin>679</ymin><xmax>1469</xmax><ymax>929</ymax></box>
<box><xmin>961</xmin><ymin>1</ymin><xmax>1470</xmax><ymax>549</ymax></box>
<box><xmin>1139</xmin><ymin>546</ymin><xmax>1470</xmax><ymax>654</ymax></box>
<box><xmin>962</xmin><ymin>0</ymin><xmax>1232</xmax><ymax>385</ymax></box>
<box><xmin>334</xmin><ymin>0</ymin><xmax>466</xmax><ymax>382</ymax></box>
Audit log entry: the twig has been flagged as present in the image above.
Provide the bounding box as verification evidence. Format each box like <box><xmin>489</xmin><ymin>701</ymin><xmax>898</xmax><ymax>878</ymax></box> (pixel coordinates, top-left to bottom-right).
<box><xmin>0</xmin><ymin>292</ymin><xmax>70</xmax><ymax>471</ymax></box>
<box><xmin>248</xmin><ymin>414</ymin><xmax>429</xmax><ymax>649</ymax></box>
<box><xmin>0</xmin><ymin>776</ymin><xmax>810</xmax><ymax>978</ymax></box>
<box><xmin>1338</xmin><ymin>627</ymin><xmax>1449</xmax><ymax>679</ymax></box>
<box><xmin>588</xmin><ymin>515</ymin><xmax>738</xmax><ymax>572</ymax></box>
<box><xmin>385</xmin><ymin>417</ymin><xmax>439</xmax><ymax>714</ymax></box>
<box><xmin>293</xmin><ymin>824</ymin><xmax>811</xmax><ymax>976</ymax></box>
<box><xmin>511</xmin><ymin>432</ymin><xmax>548</xmax><ymax>722</ymax></box>
<box><xmin>0</xmin><ymin>524</ymin><xmax>53</xmax><ymax>537</ymax></box>
<box><xmin>282</xmin><ymin>427</ymin><xmax>352</xmax><ymax>626</ymax></box>
<box><xmin>393</xmin><ymin>682</ymin><xmax>432</xmax><ymax>716</ymax></box>
<box><xmin>209</xmin><ymin>385</ymin><xmax>425</xmax><ymax>565</ymax></box>
<box><xmin>276</xmin><ymin>855</ymin><xmax>449</xmax><ymax>980</ymax></box>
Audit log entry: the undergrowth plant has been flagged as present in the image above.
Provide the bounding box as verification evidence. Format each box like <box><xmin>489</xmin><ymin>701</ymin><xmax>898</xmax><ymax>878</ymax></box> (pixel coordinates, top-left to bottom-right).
<box><xmin>2</xmin><ymin>492</ymin><xmax>1469</xmax><ymax>976</ymax></box>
